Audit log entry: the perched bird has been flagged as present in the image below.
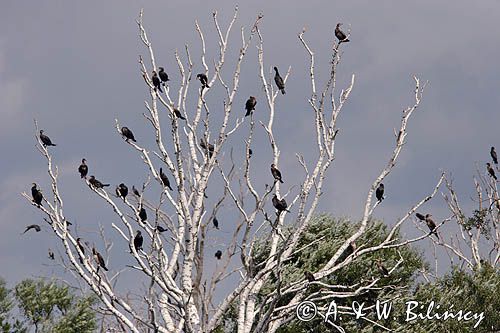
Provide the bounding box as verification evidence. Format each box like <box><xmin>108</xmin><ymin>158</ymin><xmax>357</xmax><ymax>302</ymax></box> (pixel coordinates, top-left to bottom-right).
<box><xmin>76</xmin><ymin>238</ymin><xmax>86</xmax><ymax>264</ymax></box>
<box><xmin>335</xmin><ymin>23</ymin><xmax>349</xmax><ymax>43</ymax></box>
<box><xmin>415</xmin><ymin>213</ymin><xmax>426</xmax><ymax>221</ymax></box>
<box><xmin>376</xmin><ymin>183</ymin><xmax>384</xmax><ymax>202</ymax></box>
<box><xmin>196</xmin><ymin>73</ymin><xmax>210</xmax><ymax>88</ymax></box>
<box><xmin>93</xmin><ymin>247</ymin><xmax>108</xmax><ymax>271</ymax></box>
<box><xmin>273</xmin><ymin>67</ymin><xmax>286</xmax><ymax>94</ymax></box>
<box><xmin>115</xmin><ymin>183</ymin><xmax>128</xmax><ymax>200</ymax></box>
<box><xmin>31</xmin><ymin>183</ymin><xmax>43</xmax><ymax>206</ymax></box>
<box><xmin>213</xmin><ymin>217</ymin><xmax>219</xmax><ymax>230</ymax></box>
<box><xmin>272</xmin><ymin>194</ymin><xmax>289</xmax><ymax>214</ymax></box>
<box><xmin>487</xmin><ymin>163</ymin><xmax>497</xmax><ymax>180</ymax></box>
<box><xmin>156</xmin><ymin>225</ymin><xmax>167</xmax><ymax>233</ymax></box>
<box><xmin>121</xmin><ymin>127</ymin><xmax>136</xmax><ymax>142</ymax></box>
<box><xmin>22</xmin><ymin>224</ymin><xmax>41</xmax><ymax>234</ymax></box>
<box><xmin>158</xmin><ymin>67</ymin><xmax>170</xmax><ymax>85</ymax></box>
<box><xmin>133</xmin><ymin>231</ymin><xmax>143</xmax><ymax>251</ymax></box>
<box><xmin>152</xmin><ymin>71</ymin><xmax>163</xmax><ymax>93</ymax></box>
<box><xmin>159</xmin><ymin>168</ymin><xmax>173</xmax><ymax>191</ymax></box>
<box><xmin>48</xmin><ymin>249</ymin><xmax>55</xmax><ymax>260</ymax></box>
<box><xmin>139</xmin><ymin>206</ymin><xmax>147</xmax><ymax>222</ymax></box>
<box><xmin>39</xmin><ymin>130</ymin><xmax>56</xmax><ymax>147</ymax></box>
<box><xmin>424</xmin><ymin>214</ymin><xmax>439</xmax><ymax>240</ymax></box>
<box><xmin>215</xmin><ymin>250</ymin><xmax>222</xmax><ymax>260</ymax></box>
<box><xmin>200</xmin><ymin>139</ymin><xmax>214</xmax><ymax>157</ymax></box>
<box><xmin>132</xmin><ymin>186</ymin><xmax>141</xmax><ymax>197</ymax></box>
<box><xmin>173</xmin><ymin>108</ymin><xmax>186</xmax><ymax>120</ymax></box>
<box><xmin>491</xmin><ymin>147</ymin><xmax>498</xmax><ymax>165</ymax></box>
<box><xmin>270</xmin><ymin>164</ymin><xmax>284</xmax><ymax>183</ymax></box>
<box><xmin>375</xmin><ymin>259</ymin><xmax>389</xmax><ymax>277</ymax></box>
<box><xmin>245</xmin><ymin>96</ymin><xmax>257</xmax><ymax>117</ymax></box>
<box><xmin>78</xmin><ymin>159</ymin><xmax>88</xmax><ymax>179</ymax></box>
<box><xmin>248</xmin><ymin>148</ymin><xmax>253</xmax><ymax>158</ymax></box>
<box><xmin>89</xmin><ymin>176</ymin><xmax>110</xmax><ymax>189</ymax></box>
<box><xmin>304</xmin><ymin>271</ymin><xmax>315</xmax><ymax>282</ymax></box>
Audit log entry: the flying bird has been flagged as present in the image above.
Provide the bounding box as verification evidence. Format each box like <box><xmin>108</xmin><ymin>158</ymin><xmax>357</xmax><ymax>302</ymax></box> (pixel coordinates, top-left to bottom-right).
<box><xmin>273</xmin><ymin>67</ymin><xmax>286</xmax><ymax>94</ymax></box>
<box><xmin>78</xmin><ymin>159</ymin><xmax>88</xmax><ymax>179</ymax></box>
<box><xmin>376</xmin><ymin>183</ymin><xmax>384</xmax><ymax>202</ymax></box>
<box><xmin>245</xmin><ymin>96</ymin><xmax>257</xmax><ymax>117</ymax></box>
<box><xmin>31</xmin><ymin>183</ymin><xmax>43</xmax><ymax>206</ymax></box>
<box><xmin>196</xmin><ymin>73</ymin><xmax>210</xmax><ymax>88</ymax></box>
<box><xmin>22</xmin><ymin>224</ymin><xmax>41</xmax><ymax>234</ymax></box>
<box><xmin>76</xmin><ymin>238</ymin><xmax>86</xmax><ymax>264</ymax></box>
<box><xmin>375</xmin><ymin>259</ymin><xmax>389</xmax><ymax>277</ymax></box>
<box><xmin>158</xmin><ymin>67</ymin><xmax>170</xmax><ymax>84</ymax></box>
<box><xmin>335</xmin><ymin>23</ymin><xmax>350</xmax><ymax>43</ymax></box>
<box><xmin>160</xmin><ymin>168</ymin><xmax>173</xmax><ymax>191</ymax></box>
<box><xmin>93</xmin><ymin>247</ymin><xmax>108</xmax><ymax>271</ymax></box>
<box><xmin>215</xmin><ymin>250</ymin><xmax>222</xmax><ymax>260</ymax></box>
<box><xmin>89</xmin><ymin>176</ymin><xmax>110</xmax><ymax>189</ymax></box>
<box><xmin>121</xmin><ymin>127</ymin><xmax>136</xmax><ymax>142</ymax></box>
<box><xmin>213</xmin><ymin>217</ymin><xmax>219</xmax><ymax>230</ymax></box>
<box><xmin>425</xmin><ymin>214</ymin><xmax>440</xmax><ymax>240</ymax></box>
<box><xmin>415</xmin><ymin>213</ymin><xmax>426</xmax><ymax>221</ymax></box>
<box><xmin>272</xmin><ymin>194</ymin><xmax>289</xmax><ymax>214</ymax></box>
<box><xmin>304</xmin><ymin>271</ymin><xmax>315</xmax><ymax>282</ymax></box>
<box><xmin>487</xmin><ymin>163</ymin><xmax>497</xmax><ymax>180</ymax></box>
<box><xmin>133</xmin><ymin>231</ymin><xmax>143</xmax><ymax>251</ymax></box>
<box><xmin>491</xmin><ymin>147</ymin><xmax>498</xmax><ymax>165</ymax></box>
<box><xmin>139</xmin><ymin>205</ymin><xmax>147</xmax><ymax>222</ymax></box>
<box><xmin>173</xmin><ymin>108</ymin><xmax>186</xmax><ymax>120</ymax></box>
<box><xmin>39</xmin><ymin>130</ymin><xmax>56</xmax><ymax>147</ymax></box>
<box><xmin>116</xmin><ymin>183</ymin><xmax>128</xmax><ymax>200</ymax></box>
<box><xmin>152</xmin><ymin>71</ymin><xmax>163</xmax><ymax>93</ymax></box>
<box><xmin>270</xmin><ymin>164</ymin><xmax>284</xmax><ymax>183</ymax></box>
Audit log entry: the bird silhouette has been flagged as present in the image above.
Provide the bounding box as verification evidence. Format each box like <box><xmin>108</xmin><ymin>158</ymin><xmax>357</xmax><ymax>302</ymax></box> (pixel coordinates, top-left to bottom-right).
<box><xmin>78</xmin><ymin>159</ymin><xmax>88</xmax><ymax>179</ymax></box>
<box><xmin>39</xmin><ymin>130</ymin><xmax>56</xmax><ymax>146</ymax></box>
<box><xmin>245</xmin><ymin>96</ymin><xmax>257</xmax><ymax>117</ymax></box>
<box><xmin>274</xmin><ymin>67</ymin><xmax>286</xmax><ymax>94</ymax></box>
<box><xmin>152</xmin><ymin>71</ymin><xmax>163</xmax><ymax>92</ymax></box>
<box><xmin>335</xmin><ymin>23</ymin><xmax>350</xmax><ymax>43</ymax></box>
<box><xmin>121</xmin><ymin>127</ymin><xmax>136</xmax><ymax>142</ymax></box>
<box><xmin>31</xmin><ymin>183</ymin><xmax>43</xmax><ymax>206</ymax></box>
<box><xmin>271</xmin><ymin>164</ymin><xmax>284</xmax><ymax>183</ymax></box>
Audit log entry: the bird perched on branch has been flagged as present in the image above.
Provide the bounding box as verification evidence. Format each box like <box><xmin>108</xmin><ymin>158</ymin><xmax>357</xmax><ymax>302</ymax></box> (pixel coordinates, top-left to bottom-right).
<box><xmin>132</xmin><ymin>186</ymin><xmax>140</xmax><ymax>197</ymax></box>
<box><xmin>139</xmin><ymin>205</ymin><xmax>147</xmax><ymax>222</ymax></box>
<box><xmin>115</xmin><ymin>183</ymin><xmax>128</xmax><ymax>200</ymax></box>
<box><xmin>415</xmin><ymin>213</ymin><xmax>426</xmax><ymax>221</ymax></box>
<box><xmin>158</xmin><ymin>67</ymin><xmax>170</xmax><ymax>85</ymax></box>
<box><xmin>196</xmin><ymin>73</ymin><xmax>210</xmax><ymax>88</ymax></box>
<box><xmin>375</xmin><ymin>259</ymin><xmax>389</xmax><ymax>277</ymax></box>
<box><xmin>213</xmin><ymin>217</ymin><xmax>219</xmax><ymax>230</ymax></box>
<box><xmin>487</xmin><ymin>163</ymin><xmax>497</xmax><ymax>180</ymax></box>
<box><xmin>159</xmin><ymin>168</ymin><xmax>173</xmax><ymax>191</ymax></box>
<box><xmin>425</xmin><ymin>214</ymin><xmax>439</xmax><ymax>240</ymax></box>
<box><xmin>76</xmin><ymin>238</ymin><xmax>85</xmax><ymax>264</ymax></box>
<box><xmin>152</xmin><ymin>71</ymin><xmax>163</xmax><ymax>93</ymax></box>
<box><xmin>93</xmin><ymin>247</ymin><xmax>108</xmax><ymax>272</ymax></box>
<box><xmin>121</xmin><ymin>127</ymin><xmax>136</xmax><ymax>142</ymax></box>
<box><xmin>31</xmin><ymin>183</ymin><xmax>43</xmax><ymax>206</ymax></box>
<box><xmin>491</xmin><ymin>147</ymin><xmax>498</xmax><ymax>165</ymax></box>
<box><xmin>273</xmin><ymin>67</ymin><xmax>286</xmax><ymax>94</ymax></box>
<box><xmin>173</xmin><ymin>108</ymin><xmax>186</xmax><ymax>120</ymax></box>
<box><xmin>271</xmin><ymin>164</ymin><xmax>284</xmax><ymax>183</ymax></box>
<box><xmin>156</xmin><ymin>225</ymin><xmax>167</xmax><ymax>233</ymax></box>
<box><xmin>39</xmin><ymin>130</ymin><xmax>56</xmax><ymax>147</ymax></box>
<box><xmin>215</xmin><ymin>250</ymin><xmax>222</xmax><ymax>260</ymax></box>
<box><xmin>304</xmin><ymin>271</ymin><xmax>315</xmax><ymax>282</ymax></box>
<box><xmin>78</xmin><ymin>159</ymin><xmax>88</xmax><ymax>179</ymax></box>
<box><xmin>133</xmin><ymin>231</ymin><xmax>143</xmax><ymax>251</ymax></box>
<box><xmin>22</xmin><ymin>224</ymin><xmax>41</xmax><ymax>234</ymax></box>
<box><xmin>245</xmin><ymin>96</ymin><xmax>257</xmax><ymax>117</ymax></box>
<box><xmin>200</xmin><ymin>139</ymin><xmax>214</xmax><ymax>157</ymax></box>
<box><xmin>335</xmin><ymin>23</ymin><xmax>350</xmax><ymax>43</ymax></box>
<box><xmin>376</xmin><ymin>183</ymin><xmax>385</xmax><ymax>202</ymax></box>
<box><xmin>89</xmin><ymin>176</ymin><xmax>110</xmax><ymax>189</ymax></box>
<box><xmin>272</xmin><ymin>194</ymin><xmax>289</xmax><ymax>214</ymax></box>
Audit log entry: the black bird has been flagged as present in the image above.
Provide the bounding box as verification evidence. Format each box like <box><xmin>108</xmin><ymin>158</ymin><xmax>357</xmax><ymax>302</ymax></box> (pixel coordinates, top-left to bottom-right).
<box><xmin>173</xmin><ymin>108</ymin><xmax>186</xmax><ymax>120</ymax></box>
<box><xmin>196</xmin><ymin>73</ymin><xmax>210</xmax><ymax>88</ymax></box>
<box><xmin>159</xmin><ymin>168</ymin><xmax>173</xmax><ymax>191</ymax></box>
<box><xmin>248</xmin><ymin>148</ymin><xmax>253</xmax><ymax>158</ymax></box>
<box><xmin>215</xmin><ymin>250</ymin><xmax>222</xmax><ymax>260</ymax></box>
<box><xmin>273</xmin><ymin>67</ymin><xmax>286</xmax><ymax>94</ymax></box>
<box><xmin>48</xmin><ymin>249</ymin><xmax>55</xmax><ymax>260</ymax></box>
<box><xmin>415</xmin><ymin>213</ymin><xmax>426</xmax><ymax>221</ymax></box>
<box><xmin>200</xmin><ymin>139</ymin><xmax>214</xmax><ymax>157</ymax></box>
<box><xmin>93</xmin><ymin>247</ymin><xmax>108</xmax><ymax>271</ymax></box>
<box><xmin>31</xmin><ymin>183</ymin><xmax>43</xmax><ymax>206</ymax></box>
<box><xmin>139</xmin><ymin>206</ymin><xmax>147</xmax><ymax>222</ymax></box>
<box><xmin>39</xmin><ymin>130</ymin><xmax>56</xmax><ymax>147</ymax></box>
<box><xmin>76</xmin><ymin>238</ymin><xmax>86</xmax><ymax>264</ymax></box>
<box><xmin>375</xmin><ymin>259</ymin><xmax>389</xmax><ymax>277</ymax></box>
<box><xmin>22</xmin><ymin>224</ymin><xmax>41</xmax><ymax>234</ymax></box>
<box><xmin>116</xmin><ymin>183</ymin><xmax>128</xmax><ymax>200</ymax></box>
<box><xmin>376</xmin><ymin>183</ymin><xmax>384</xmax><ymax>202</ymax></box>
<box><xmin>335</xmin><ymin>23</ymin><xmax>350</xmax><ymax>43</ymax></box>
<box><xmin>158</xmin><ymin>67</ymin><xmax>170</xmax><ymax>85</ymax></box>
<box><xmin>245</xmin><ymin>96</ymin><xmax>257</xmax><ymax>117</ymax></box>
<box><xmin>270</xmin><ymin>164</ymin><xmax>284</xmax><ymax>183</ymax></box>
<box><xmin>425</xmin><ymin>214</ymin><xmax>439</xmax><ymax>240</ymax></box>
<box><xmin>487</xmin><ymin>163</ymin><xmax>497</xmax><ymax>180</ymax></box>
<box><xmin>132</xmin><ymin>186</ymin><xmax>140</xmax><ymax>197</ymax></box>
<box><xmin>89</xmin><ymin>176</ymin><xmax>110</xmax><ymax>189</ymax></box>
<box><xmin>304</xmin><ymin>271</ymin><xmax>315</xmax><ymax>282</ymax></box>
<box><xmin>121</xmin><ymin>127</ymin><xmax>136</xmax><ymax>142</ymax></box>
<box><xmin>78</xmin><ymin>159</ymin><xmax>88</xmax><ymax>179</ymax></box>
<box><xmin>213</xmin><ymin>217</ymin><xmax>219</xmax><ymax>230</ymax></box>
<box><xmin>272</xmin><ymin>194</ymin><xmax>289</xmax><ymax>214</ymax></box>
<box><xmin>491</xmin><ymin>147</ymin><xmax>498</xmax><ymax>165</ymax></box>
<box><xmin>133</xmin><ymin>231</ymin><xmax>143</xmax><ymax>251</ymax></box>
<box><xmin>152</xmin><ymin>71</ymin><xmax>163</xmax><ymax>92</ymax></box>
<box><xmin>156</xmin><ymin>225</ymin><xmax>167</xmax><ymax>233</ymax></box>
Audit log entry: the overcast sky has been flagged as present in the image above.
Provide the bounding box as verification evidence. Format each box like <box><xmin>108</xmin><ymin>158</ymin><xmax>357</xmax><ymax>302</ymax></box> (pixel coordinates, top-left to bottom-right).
<box><xmin>1</xmin><ymin>0</ymin><xmax>499</xmax><ymax>290</ymax></box>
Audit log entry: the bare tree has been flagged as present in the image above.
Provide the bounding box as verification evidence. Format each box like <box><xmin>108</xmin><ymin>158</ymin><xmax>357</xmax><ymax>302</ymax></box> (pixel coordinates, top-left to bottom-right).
<box><xmin>23</xmin><ymin>8</ymin><xmax>445</xmax><ymax>333</ymax></box>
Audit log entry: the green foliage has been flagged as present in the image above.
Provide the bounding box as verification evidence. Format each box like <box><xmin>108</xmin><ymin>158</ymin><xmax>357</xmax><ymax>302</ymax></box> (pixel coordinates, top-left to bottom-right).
<box><xmin>462</xmin><ymin>209</ymin><xmax>491</xmax><ymax>238</ymax></box>
<box><xmin>0</xmin><ymin>278</ymin><xmax>26</xmax><ymax>333</ymax></box>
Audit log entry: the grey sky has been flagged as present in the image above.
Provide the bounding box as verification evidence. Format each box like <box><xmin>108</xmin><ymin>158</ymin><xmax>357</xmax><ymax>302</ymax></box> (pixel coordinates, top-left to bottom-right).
<box><xmin>1</xmin><ymin>0</ymin><xmax>499</xmax><ymax>289</ymax></box>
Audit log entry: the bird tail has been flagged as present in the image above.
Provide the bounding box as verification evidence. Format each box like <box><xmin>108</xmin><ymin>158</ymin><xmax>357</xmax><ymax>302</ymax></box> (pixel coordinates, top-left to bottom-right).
<box><xmin>103</xmin><ymin>184</ymin><xmax>110</xmax><ymax>187</ymax></box>
<box><xmin>168</xmin><ymin>185</ymin><xmax>173</xmax><ymax>191</ymax></box>
<box><xmin>104</xmin><ymin>267</ymin><xmax>109</xmax><ymax>271</ymax></box>
<box><xmin>281</xmin><ymin>88</ymin><xmax>286</xmax><ymax>95</ymax></box>
<box><xmin>50</xmin><ymin>143</ymin><xmax>57</xmax><ymax>146</ymax></box>
<box><xmin>245</xmin><ymin>110</ymin><xmax>252</xmax><ymax>117</ymax></box>
<box><xmin>132</xmin><ymin>138</ymin><xmax>137</xmax><ymax>142</ymax></box>
<box><xmin>158</xmin><ymin>86</ymin><xmax>163</xmax><ymax>93</ymax></box>
<box><xmin>280</xmin><ymin>179</ymin><xmax>284</xmax><ymax>183</ymax></box>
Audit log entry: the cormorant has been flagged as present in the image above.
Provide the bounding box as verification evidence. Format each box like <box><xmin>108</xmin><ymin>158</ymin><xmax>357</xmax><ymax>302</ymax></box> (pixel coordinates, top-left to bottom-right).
<box><xmin>173</xmin><ymin>108</ymin><xmax>186</xmax><ymax>120</ymax></box>
<box><xmin>156</xmin><ymin>225</ymin><xmax>167</xmax><ymax>233</ymax></box>
<box><xmin>487</xmin><ymin>163</ymin><xmax>497</xmax><ymax>180</ymax></box>
<box><xmin>89</xmin><ymin>176</ymin><xmax>110</xmax><ymax>189</ymax></box>
<box><xmin>273</xmin><ymin>67</ymin><xmax>285</xmax><ymax>94</ymax></box>
<box><xmin>425</xmin><ymin>214</ymin><xmax>439</xmax><ymax>240</ymax></box>
<box><xmin>213</xmin><ymin>217</ymin><xmax>219</xmax><ymax>230</ymax></box>
<box><xmin>270</xmin><ymin>164</ymin><xmax>284</xmax><ymax>183</ymax></box>
<box><xmin>215</xmin><ymin>250</ymin><xmax>222</xmax><ymax>260</ymax></box>
<box><xmin>132</xmin><ymin>186</ymin><xmax>140</xmax><ymax>197</ymax></box>
<box><xmin>152</xmin><ymin>71</ymin><xmax>163</xmax><ymax>93</ymax></box>
<box><xmin>200</xmin><ymin>139</ymin><xmax>214</xmax><ymax>157</ymax></box>
<box><xmin>245</xmin><ymin>96</ymin><xmax>257</xmax><ymax>117</ymax></box>
<box><xmin>272</xmin><ymin>194</ymin><xmax>289</xmax><ymax>214</ymax></box>
<box><xmin>335</xmin><ymin>23</ymin><xmax>349</xmax><ymax>43</ymax></box>
<box><xmin>78</xmin><ymin>159</ymin><xmax>88</xmax><ymax>179</ymax></box>
<box><xmin>39</xmin><ymin>130</ymin><xmax>56</xmax><ymax>147</ymax></box>
<box><xmin>133</xmin><ymin>231</ymin><xmax>143</xmax><ymax>251</ymax></box>
<box><xmin>415</xmin><ymin>213</ymin><xmax>426</xmax><ymax>221</ymax></box>
<box><xmin>121</xmin><ymin>127</ymin><xmax>136</xmax><ymax>142</ymax></box>
<box><xmin>159</xmin><ymin>168</ymin><xmax>173</xmax><ymax>191</ymax></box>
<box><xmin>116</xmin><ymin>183</ymin><xmax>128</xmax><ymax>200</ymax></box>
<box><xmin>76</xmin><ymin>238</ymin><xmax>85</xmax><ymax>264</ymax></box>
<box><xmin>375</xmin><ymin>259</ymin><xmax>389</xmax><ymax>277</ymax></box>
<box><xmin>248</xmin><ymin>148</ymin><xmax>253</xmax><ymax>158</ymax></box>
<box><xmin>23</xmin><ymin>224</ymin><xmax>41</xmax><ymax>234</ymax></box>
<box><xmin>491</xmin><ymin>147</ymin><xmax>498</xmax><ymax>165</ymax></box>
<box><xmin>48</xmin><ymin>249</ymin><xmax>55</xmax><ymax>260</ymax></box>
<box><xmin>304</xmin><ymin>271</ymin><xmax>315</xmax><ymax>282</ymax></box>
<box><xmin>139</xmin><ymin>205</ymin><xmax>147</xmax><ymax>222</ymax></box>
<box><xmin>31</xmin><ymin>183</ymin><xmax>43</xmax><ymax>206</ymax></box>
<box><xmin>93</xmin><ymin>247</ymin><xmax>108</xmax><ymax>271</ymax></box>
<box><xmin>196</xmin><ymin>73</ymin><xmax>210</xmax><ymax>88</ymax></box>
<box><xmin>158</xmin><ymin>67</ymin><xmax>170</xmax><ymax>85</ymax></box>
<box><xmin>376</xmin><ymin>183</ymin><xmax>384</xmax><ymax>202</ymax></box>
